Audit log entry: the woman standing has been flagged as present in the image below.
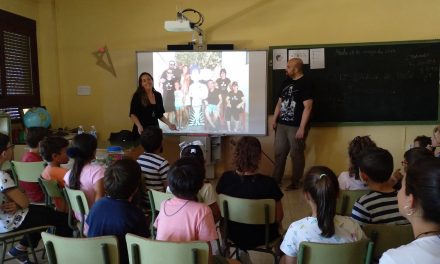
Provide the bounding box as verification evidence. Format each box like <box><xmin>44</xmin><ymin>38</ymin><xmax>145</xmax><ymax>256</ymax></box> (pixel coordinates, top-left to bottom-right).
<box><xmin>129</xmin><ymin>72</ymin><xmax>176</xmax><ymax>140</ymax></box>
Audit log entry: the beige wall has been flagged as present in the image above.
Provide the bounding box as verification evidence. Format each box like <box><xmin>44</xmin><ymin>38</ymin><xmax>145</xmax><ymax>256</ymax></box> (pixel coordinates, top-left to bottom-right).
<box><xmin>2</xmin><ymin>0</ymin><xmax>439</xmax><ymax>177</ymax></box>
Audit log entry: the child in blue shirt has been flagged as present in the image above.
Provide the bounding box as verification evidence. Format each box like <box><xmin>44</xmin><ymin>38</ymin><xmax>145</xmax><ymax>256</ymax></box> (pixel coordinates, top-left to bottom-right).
<box><xmin>87</xmin><ymin>159</ymin><xmax>149</xmax><ymax>264</ymax></box>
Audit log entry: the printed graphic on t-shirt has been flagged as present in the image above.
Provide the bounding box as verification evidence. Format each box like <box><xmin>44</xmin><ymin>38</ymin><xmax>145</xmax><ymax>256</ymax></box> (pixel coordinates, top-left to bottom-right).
<box><xmin>280</xmin><ymin>84</ymin><xmax>298</xmax><ymax>122</ymax></box>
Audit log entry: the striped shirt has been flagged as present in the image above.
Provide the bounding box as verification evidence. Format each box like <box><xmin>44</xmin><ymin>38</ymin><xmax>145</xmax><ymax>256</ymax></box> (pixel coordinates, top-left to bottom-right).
<box><xmin>137</xmin><ymin>153</ymin><xmax>169</xmax><ymax>192</ymax></box>
<box><xmin>351</xmin><ymin>191</ymin><xmax>409</xmax><ymax>225</ymax></box>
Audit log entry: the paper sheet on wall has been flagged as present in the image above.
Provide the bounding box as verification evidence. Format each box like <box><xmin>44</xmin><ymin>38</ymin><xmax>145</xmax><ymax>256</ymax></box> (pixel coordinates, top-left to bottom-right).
<box><xmin>288</xmin><ymin>49</ymin><xmax>309</xmax><ymax>64</ymax></box>
<box><xmin>273</xmin><ymin>49</ymin><xmax>287</xmax><ymax>70</ymax></box>
<box><xmin>310</xmin><ymin>48</ymin><xmax>325</xmax><ymax>69</ymax></box>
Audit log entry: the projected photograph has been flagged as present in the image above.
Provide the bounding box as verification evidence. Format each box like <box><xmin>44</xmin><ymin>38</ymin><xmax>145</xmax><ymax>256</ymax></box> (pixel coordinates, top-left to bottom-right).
<box><xmin>137</xmin><ymin>50</ymin><xmax>267</xmax><ymax>136</ymax></box>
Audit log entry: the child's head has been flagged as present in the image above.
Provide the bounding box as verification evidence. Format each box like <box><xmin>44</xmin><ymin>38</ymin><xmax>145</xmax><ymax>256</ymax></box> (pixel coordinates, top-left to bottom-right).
<box><xmin>0</xmin><ymin>133</ymin><xmax>12</xmax><ymax>163</ymax></box>
<box><xmin>40</xmin><ymin>136</ymin><xmax>69</xmax><ymax>164</ymax></box>
<box><xmin>358</xmin><ymin>147</ymin><xmax>393</xmax><ymax>183</ymax></box>
<box><xmin>413</xmin><ymin>135</ymin><xmax>431</xmax><ymax>148</ymax></box>
<box><xmin>403</xmin><ymin>158</ymin><xmax>440</xmax><ymax>224</ymax></box>
<box><xmin>403</xmin><ymin>147</ymin><xmax>433</xmax><ymax>172</ymax></box>
<box><xmin>174</xmin><ymin>80</ymin><xmax>181</xmax><ymax>90</ymax></box>
<box><xmin>104</xmin><ymin>159</ymin><xmax>141</xmax><ymax>200</ymax></box>
<box><xmin>302</xmin><ymin>166</ymin><xmax>339</xmax><ymax>238</ymax></box>
<box><xmin>180</xmin><ymin>143</ymin><xmax>204</xmax><ymax>165</ymax></box>
<box><xmin>25</xmin><ymin>127</ymin><xmax>49</xmax><ymax>148</ymax></box>
<box><xmin>348</xmin><ymin>136</ymin><xmax>377</xmax><ymax>179</ymax></box>
<box><xmin>167</xmin><ymin>157</ymin><xmax>205</xmax><ymax>200</ymax></box>
<box><xmin>140</xmin><ymin>126</ymin><xmax>162</xmax><ymax>153</ymax></box>
<box><xmin>67</xmin><ymin>133</ymin><xmax>98</xmax><ymax>189</ymax></box>
<box><xmin>233</xmin><ymin>136</ymin><xmax>261</xmax><ymax>173</ymax></box>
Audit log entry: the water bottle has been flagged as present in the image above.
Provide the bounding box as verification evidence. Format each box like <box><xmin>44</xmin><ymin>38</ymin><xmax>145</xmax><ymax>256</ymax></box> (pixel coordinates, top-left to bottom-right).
<box><xmin>90</xmin><ymin>125</ymin><xmax>97</xmax><ymax>138</ymax></box>
<box><xmin>77</xmin><ymin>125</ymin><xmax>84</xmax><ymax>135</ymax></box>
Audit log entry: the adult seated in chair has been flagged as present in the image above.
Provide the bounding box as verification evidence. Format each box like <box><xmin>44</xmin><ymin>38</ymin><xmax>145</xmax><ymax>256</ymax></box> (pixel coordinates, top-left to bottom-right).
<box><xmin>216</xmin><ymin>136</ymin><xmax>284</xmax><ymax>252</ymax></box>
<box><xmin>380</xmin><ymin>158</ymin><xmax>440</xmax><ymax>263</ymax></box>
<box><xmin>280</xmin><ymin>166</ymin><xmax>366</xmax><ymax>264</ymax></box>
<box><xmin>0</xmin><ymin>133</ymin><xmax>71</xmax><ymax>264</ymax></box>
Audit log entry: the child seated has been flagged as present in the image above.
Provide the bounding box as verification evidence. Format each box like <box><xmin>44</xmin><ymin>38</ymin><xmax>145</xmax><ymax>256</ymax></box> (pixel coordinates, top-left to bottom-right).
<box><xmin>0</xmin><ymin>133</ymin><xmax>71</xmax><ymax>264</ymax></box>
<box><xmin>87</xmin><ymin>159</ymin><xmax>149</xmax><ymax>264</ymax></box>
<box><xmin>20</xmin><ymin>127</ymin><xmax>49</xmax><ymax>203</ymax></box>
<box><xmin>280</xmin><ymin>166</ymin><xmax>365</xmax><ymax>263</ymax></box>
<box><xmin>40</xmin><ymin>136</ymin><xmax>70</xmax><ymax>212</ymax></box>
<box><xmin>166</xmin><ymin>141</ymin><xmax>220</xmax><ymax>222</ymax></box>
<box><xmin>413</xmin><ymin>135</ymin><xmax>431</xmax><ymax>149</ymax></box>
<box><xmin>351</xmin><ymin>147</ymin><xmax>409</xmax><ymax>225</ymax></box>
<box><xmin>154</xmin><ymin>157</ymin><xmax>217</xmax><ymax>243</ymax></box>
<box><xmin>338</xmin><ymin>135</ymin><xmax>376</xmax><ymax>190</ymax></box>
<box><xmin>136</xmin><ymin>126</ymin><xmax>169</xmax><ymax>207</ymax></box>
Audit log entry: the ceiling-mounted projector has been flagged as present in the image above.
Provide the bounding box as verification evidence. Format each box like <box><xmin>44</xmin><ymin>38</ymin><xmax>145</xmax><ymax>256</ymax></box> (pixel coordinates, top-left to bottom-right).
<box><xmin>164</xmin><ymin>20</ymin><xmax>192</xmax><ymax>32</ymax></box>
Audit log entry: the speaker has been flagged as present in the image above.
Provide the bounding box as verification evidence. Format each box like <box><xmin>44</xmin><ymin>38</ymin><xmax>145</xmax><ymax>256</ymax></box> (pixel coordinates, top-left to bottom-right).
<box><xmin>207</xmin><ymin>44</ymin><xmax>234</xmax><ymax>50</ymax></box>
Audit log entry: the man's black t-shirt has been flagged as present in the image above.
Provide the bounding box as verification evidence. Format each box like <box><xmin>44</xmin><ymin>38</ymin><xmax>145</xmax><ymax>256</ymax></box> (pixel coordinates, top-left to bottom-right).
<box><xmin>277</xmin><ymin>76</ymin><xmax>313</xmax><ymax>127</ymax></box>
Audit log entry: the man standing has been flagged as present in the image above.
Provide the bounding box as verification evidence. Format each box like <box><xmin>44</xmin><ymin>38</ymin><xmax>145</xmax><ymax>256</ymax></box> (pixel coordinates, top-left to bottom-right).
<box><xmin>272</xmin><ymin>58</ymin><xmax>313</xmax><ymax>190</ymax></box>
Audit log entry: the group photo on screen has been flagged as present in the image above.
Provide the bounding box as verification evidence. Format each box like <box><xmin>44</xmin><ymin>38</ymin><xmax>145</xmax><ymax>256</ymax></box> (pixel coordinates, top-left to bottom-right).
<box><xmin>151</xmin><ymin>51</ymin><xmax>250</xmax><ymax>134</ymax></box>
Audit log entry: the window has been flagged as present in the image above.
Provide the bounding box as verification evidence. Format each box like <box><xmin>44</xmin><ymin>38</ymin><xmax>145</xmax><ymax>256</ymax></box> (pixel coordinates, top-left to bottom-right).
<box><xmin>0</xmin><ymin>9</ymin><xmax>40</xmax><ymax>120</ymax></box>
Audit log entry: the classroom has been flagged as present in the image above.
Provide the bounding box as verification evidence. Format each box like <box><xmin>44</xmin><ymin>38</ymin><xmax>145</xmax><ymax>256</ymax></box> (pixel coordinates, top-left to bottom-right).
<box><xmin>0</xmin><ymin>0</ymin><xmax>439</xmax><ymax>263</ymax></box>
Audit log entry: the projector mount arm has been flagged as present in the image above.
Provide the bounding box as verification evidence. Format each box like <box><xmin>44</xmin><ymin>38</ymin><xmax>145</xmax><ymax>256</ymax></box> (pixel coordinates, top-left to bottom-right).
<box><xmin>178</xmin><ymin>8</ymin><xmax>205</xmax><ymax>50</ymax></box>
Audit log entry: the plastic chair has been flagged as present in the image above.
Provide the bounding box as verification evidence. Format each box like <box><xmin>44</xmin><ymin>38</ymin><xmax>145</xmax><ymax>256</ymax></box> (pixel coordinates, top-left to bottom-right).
<box><xmin>336</xmin><ymin>190</ymin><xmax>370</xmax><ymax>216</ymax></box>
<box><xmin>63</xmin><ymin>187</ymin><xmax>89</xmax><ymax>237</ymax></box>
<box><xmin>0</xmin><ymin>225</ymin><xmax>53</xmax><ymax>264</ymax></box>
<box><xmin>38</xmin><ymin>177</ymin><xmax>65</xmax><ymax>210</ymax></box>
<box><xmin>297</xmin><ymin>239</ymin><xmax>374</xmax><ymax>264</ymax></box>
<box><xmin>218</xmin><ymin>194</ymin><xmax>281</xmax><ymax>264</ymax></box>
<box><xmin>126</xmin><ymin>233</ymin><xmax>209</xmax><ymax>264</ymax></box>
<box><xmin>41</xmin><ymin>232</ymin><xmax>119</xmax><ymax>264</ymax></box>
<box><xmin>363</xmin><ymin>224</ymin><xmax>413</xmax><ymax>260</ymax></box>
<box><xmin>10</xmin><ymin>161</ymin><xmax>46</xmax><ymax>185</ymax></box>
<box><xmin>147</xmin><ymin>189</ymin><xmax>174</xmax><ymax>238</ymax></box>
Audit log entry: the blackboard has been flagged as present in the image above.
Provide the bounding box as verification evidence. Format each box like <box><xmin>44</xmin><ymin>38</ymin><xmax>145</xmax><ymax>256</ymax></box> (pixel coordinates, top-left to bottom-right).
<box><xmin>268</xmin><ymin>40</ymin><xmax>440</xmax><ymax>124</ymax></box>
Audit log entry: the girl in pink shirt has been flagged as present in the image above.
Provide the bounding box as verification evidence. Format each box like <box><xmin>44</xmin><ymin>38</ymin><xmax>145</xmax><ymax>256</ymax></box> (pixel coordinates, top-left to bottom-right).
<box><xmin>63</xmin><ymin>134</ymin><xmax>105</xmax><ymax>222</ymax></box>
<box><xmin>155</xmin><ymin>157</ymin><xmax>217</xmax><ymax>242</ymax></box>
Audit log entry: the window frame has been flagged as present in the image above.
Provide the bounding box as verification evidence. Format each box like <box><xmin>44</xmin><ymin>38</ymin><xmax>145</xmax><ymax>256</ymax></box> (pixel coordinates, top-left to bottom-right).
<box><xmin>0</xmin><ymin>8</ymin><xmax>40</xmax><ymax>109</ymax></box>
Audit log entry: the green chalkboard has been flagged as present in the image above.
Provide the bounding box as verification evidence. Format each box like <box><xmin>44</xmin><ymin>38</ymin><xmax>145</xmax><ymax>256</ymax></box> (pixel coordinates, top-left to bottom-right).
<box><xmin>269</xmin><ymin>40</ymin><xmax>440</xmax><ymax>124</ymax></box>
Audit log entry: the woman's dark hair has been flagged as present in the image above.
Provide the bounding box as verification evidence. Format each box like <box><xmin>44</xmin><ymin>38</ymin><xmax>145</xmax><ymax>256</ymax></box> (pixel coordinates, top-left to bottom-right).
<box><xmin>0</xmin><ymin>133</ymin><xmax>10</xmax><ymax>152</ymax></box>
<box><xmin>233</xmin><ymin>136</ymin><xmax>261</xmax><ymax>173</ymax></box>
<box><xmin>404</xmin><ymin>147</ymin><xmax>433</xmax><ymax>167</ymax></box>
<box><xmin>140</xmin><ymin>126</ymin><xmax>162</xmax><ymax>153</ymax></box>
<box><xmin>413</xmin><ymin>135</ymin><xmax>432</xmax><ymax>149</ymax></box>
<box><xmin>40</xmin><ymin>136</ymin><xmax>69</xmax><ymax>162</ymax></box>
<box><xmin>348</xmin><ymin>136</ymin><xmax>377</xmax><ymax>179</ymax></box>
<box><xmin>104</xmin><ymin>159</ymin><xmax>141</xmax><ymax>199</ymax></box>
<box><xmin>167</xmin><ymin>157</ymin><xmax>204</xmax><ymax>200</ymax></box>
<box><xmin>67</xmin><ymin>133</ymin><xmax>97</xmax><ymax>189</ymax></box>
<box><xmin>26</xmin><ymin>127</ymin><xmax>49</xmax><ymax>148</ymax></box>
<box><xmin>180</xmin><ymin>145</ymin><xmax>204</xmax><ymax>165</ymax></box>
<box><xmin>303</xmin><ymin>166</ymin><xmax>339</xmax><ymax>237</ymax></box>
<box><xmin>136</xmin><ymin>72</ymin><xmax>154</xmax><ymax>106</ymax></box>
<box><xmin>405</xmin><ymin>158</ymin><xmax>440</xmax><ymax>224</ymax></box>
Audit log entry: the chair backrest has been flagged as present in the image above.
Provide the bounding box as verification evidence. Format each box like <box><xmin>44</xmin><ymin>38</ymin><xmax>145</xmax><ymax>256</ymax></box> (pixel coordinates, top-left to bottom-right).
<box><xmin>297</xmin><ymin>239</ymin><xmax>373</xmax><ymax>264</ymax></box>
<box><xmin>218</xmin><ymin>194</ymin><xmax>276</xmax><ymax>225</ymax></box>
<box><xmin>63</xmin><ymin>187</ymin><xmax>89</xmax><ymax>237</ymax></box>
<box><xmin>126</xmin><ymin>233</ymin><xmax>209</xmax><ymax>264</ymax></box>
<box><xmin>38</xmin><ymin>177</ymin><xmax>64</xmax><ymax>208</ymax></box>
<box><xmin>363</xmin><ymin>224</ymin><xmax>413</xmax><ymax>259</ymax></box>
<box><xmin>41</xmin><ymin>232</ymin><xmax>119</xmax><ymax>264</ymax></box>
<box><xmin>336</xmin><ymin>189</ymin><xmax>370</xmax><ymax>216</ymax></box>
<box><xmin>11</xmin><ymin>161</ymin><xmax>46</xmax><ymax>183</ymax></box>
<box><xmin>148</xmin><ymin>189</ymin><xmax>174</xmax><ymax>238</ymax></box>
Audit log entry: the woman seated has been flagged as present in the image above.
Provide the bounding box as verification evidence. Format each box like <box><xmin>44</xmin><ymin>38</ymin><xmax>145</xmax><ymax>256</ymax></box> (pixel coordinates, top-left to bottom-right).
<box><xmin>216</xmin><ymin>136</ymin><xmax>284</xmax><ymax>250</ymax></box>
<box><xmin>380</xmin><ymin>158</ymin><xmax>440</xmax><ymax>263</ymax></box>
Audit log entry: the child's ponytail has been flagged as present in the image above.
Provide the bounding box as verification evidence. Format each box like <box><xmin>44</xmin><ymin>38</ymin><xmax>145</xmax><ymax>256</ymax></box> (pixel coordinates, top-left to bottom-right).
<box><xmin>303</xmin><ymin>166</ymin><xmax>339</xmax><ymax>237</ymax></box>
<box><xmin>67</xmin><ymin>133</ymin><xmax>97</xmax><ymax>189</ymax></box>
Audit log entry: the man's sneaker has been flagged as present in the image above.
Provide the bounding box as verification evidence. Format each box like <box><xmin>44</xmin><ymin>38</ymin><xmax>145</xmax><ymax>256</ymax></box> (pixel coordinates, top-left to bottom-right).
<box><xmin>7</xmin><ymin>247</ymin><xmax>34</xmax><ymax>264</ymax></box>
